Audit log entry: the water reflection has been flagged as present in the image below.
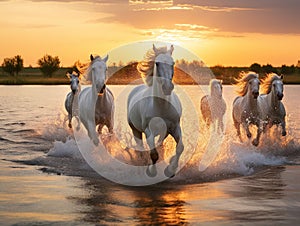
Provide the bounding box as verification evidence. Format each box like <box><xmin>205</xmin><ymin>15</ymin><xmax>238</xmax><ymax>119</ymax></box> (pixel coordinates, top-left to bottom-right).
<box><xmin>71</xmin><ymin>178</ymin><xmax>189</xmax><ymax>225</ymax></box>
<box><xmin>220</xmin><ymin>166</ymin><xmax>287</xmax><ymax>223</ymax></box>
<box><xmin>71</xmin><ymin>166</ymin><xmax>289</xmax><ymax>225</ymax></box>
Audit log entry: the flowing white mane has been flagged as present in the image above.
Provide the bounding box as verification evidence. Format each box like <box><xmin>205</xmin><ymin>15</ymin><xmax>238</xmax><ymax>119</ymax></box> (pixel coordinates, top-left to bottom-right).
<box><xmin>261</xmin><ymin>73</ymin><xmax>282</xmax><ymax>94</ymax></box>
<box><xmin>234</xmin><ymin>71</ymin><xmax>259</xmax><ymax>96</ymax></box>
<box><xmin>137</xmin><ymin>46</ymin><xmax>170</xmax><ymax>86</ymax></box>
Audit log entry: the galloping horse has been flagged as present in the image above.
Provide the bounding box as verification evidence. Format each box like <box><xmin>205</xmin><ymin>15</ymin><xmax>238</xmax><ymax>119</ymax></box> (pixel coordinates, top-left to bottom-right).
<box><xmin>232</xmin><ymin>71</ymin><xmax>261</xmax><ymax>146</ymax></box>
<box><xmin>65</xmin><ymin>72</ymin><xmax>80</xmax><ymax>128</ymax></box>
<box><xmin>127</xmin><ymin>44</ymin><xmax>184</xmax><ymax>177</ymax></box>
<box><xmin>258</xmin><ymin>73</ymin><xmax>286</xmax><ymax>136</ymax></box>
<box><xmin>78</xmin><ymin>54</ymin><xmax>114</xmax><ymax>145</ymax></box>
<box><xmin>200</xmin><ymin>79</ymin><xmax>226</xmax><ymax>133</ymax></box>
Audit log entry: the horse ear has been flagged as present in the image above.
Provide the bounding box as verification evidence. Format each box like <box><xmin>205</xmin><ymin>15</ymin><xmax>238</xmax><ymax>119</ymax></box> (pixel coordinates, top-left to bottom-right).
<box><xmin>90</xmin><ymin>54</ymin><xmax>94</xmax><ymax>61</ymax></box>
<box><xmin>280</xmin><ymin>74</ymin><xmax>284</xmax><ymax>80</ymax></box>
<box><xmin>169</xmin><ymin>45</ymin><xmax>174</xmax><ymax>54</ymax></box>
<box><xmin>103</xmin><ymin>54</ymin><xmax>109</xmax><ymax>63</ymax></box>
<box><xmin>220</xmin><ymin>79</ymin><xmax>223</xmax><ymax>84</ymax></box>
<box><xmin>66</xmin><ymin>72</ymin><xmax>71</xmax><ymax>79</ymax></box>
<box><xmin>153</xmin><ymin>44</ymin><xmax>158</xmax><ymax>54</ymax></box>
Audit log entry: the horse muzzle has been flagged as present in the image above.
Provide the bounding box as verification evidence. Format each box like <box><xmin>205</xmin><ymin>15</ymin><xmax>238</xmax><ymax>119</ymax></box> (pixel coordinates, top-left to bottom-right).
<box><xmin>252</xmin><ymin>91</ymin><xmax>259</xmax><ymax>99</ymax></box>
<box><xmin>277</xmin><ymin>93</ymin><xmax>283</xmax><ymax>100</ymax></box>
<box><xmin>97</xmin><ymin>84</ymin><xmax>106</xmax><ymax>94</ymax></box>
<box><xmin>162</xmin><ymin>82</ymin><xmax>174</xmax><ymax>96</ymax></box>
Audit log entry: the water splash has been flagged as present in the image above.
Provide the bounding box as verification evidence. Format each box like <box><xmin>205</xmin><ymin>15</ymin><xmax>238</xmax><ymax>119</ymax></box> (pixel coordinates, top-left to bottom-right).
<box><xmin>42</xmin><ymin>109</ymin><xmax>300</xmax><ymax>185</ymax></box>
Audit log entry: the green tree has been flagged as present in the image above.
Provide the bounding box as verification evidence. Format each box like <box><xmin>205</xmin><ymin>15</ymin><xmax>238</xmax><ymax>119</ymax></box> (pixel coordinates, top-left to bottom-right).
<box><xmin>14</xmin><ymin>55</ymin><xmax>24</xmax><ymax>76</ymax></box>
<box><xmin>249</xmin><ymin>63</ymin><xmax>261</xmax><ymax>73</ymax></box>
<box><xmin>281</xmin><ymin>64</ymin><xmax>295</xmax><ymax>75</ymax></box>
<box><xmin>1</xmin><ymin>55</ymin><xmax>24</xmax><ymax>76</ymax></box>
<box><xmin>37</xmin><ymin>54</ymin><xmax>60</xmax><ymax>77</ymax></box>
<box><xmin>2</xmin><ymin>58</ymin><xmax>15</xmax><ymax>76</ymax></box>
<box><xmin>262</xmin><ymin>64</ymin><xmax>277</xmax><ymax>74</ymax></box>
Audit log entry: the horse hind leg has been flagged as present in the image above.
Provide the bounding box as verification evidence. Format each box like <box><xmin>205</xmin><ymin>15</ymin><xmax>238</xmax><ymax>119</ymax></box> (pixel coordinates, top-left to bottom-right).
<box><xmin>129</xmin><ymin>122</ymin><xmax>143</xmax><ymax>149</ymax></box>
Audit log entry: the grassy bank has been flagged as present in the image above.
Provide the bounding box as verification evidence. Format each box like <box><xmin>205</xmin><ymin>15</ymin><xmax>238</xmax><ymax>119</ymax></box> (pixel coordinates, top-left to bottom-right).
<box><xmin>1</xmin><ymin>66</ymin><xmax>300</xmax><ymax>85</ymax></box>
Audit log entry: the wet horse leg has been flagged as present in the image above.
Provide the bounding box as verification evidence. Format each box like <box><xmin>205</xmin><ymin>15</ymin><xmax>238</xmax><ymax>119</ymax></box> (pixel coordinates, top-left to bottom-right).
<box><xmin>164</xmin><ymin>125</ymin><xmax>184</xmax><ymax>178</ymax></box>
<box><xmin>129</xmin><ymin>123</ymin><xmax>143</xmax><ymax>149</ymax></box>
<box><xmin>281</xmin><ymin>118</ymin><xmax>287</xmax><ymax>136</ymax></box>
<box><xmin>145</xmin><ymin>127</ymin><xmax>158</xmax><ymax>177</ymax></box>
<box><xmin>252</xmin><ymin>122</ymin><xmax>263</xmax><ymax>146</ymax></box>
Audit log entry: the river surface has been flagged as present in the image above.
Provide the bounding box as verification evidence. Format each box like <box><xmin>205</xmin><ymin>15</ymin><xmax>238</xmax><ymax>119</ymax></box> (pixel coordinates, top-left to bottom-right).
<box><xmin>0</xmin><ymin>85</ymin><xmax>299</xmax><ymax>225</ymax></box>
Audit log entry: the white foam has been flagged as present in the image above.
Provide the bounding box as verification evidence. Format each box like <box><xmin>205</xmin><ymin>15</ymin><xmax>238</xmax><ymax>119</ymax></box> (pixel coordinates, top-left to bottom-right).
<box><xmin>47</xmin><ymin>137</ymin><xmax>83</xmax><ymax>159</ymax></box>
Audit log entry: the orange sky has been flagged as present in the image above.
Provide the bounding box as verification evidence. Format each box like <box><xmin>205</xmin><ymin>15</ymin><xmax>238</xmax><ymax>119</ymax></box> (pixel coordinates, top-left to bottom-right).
<box><xmin>0</xmin><ymin>0</ymin><xmax>299</xmax><ymax>67</ymax></box>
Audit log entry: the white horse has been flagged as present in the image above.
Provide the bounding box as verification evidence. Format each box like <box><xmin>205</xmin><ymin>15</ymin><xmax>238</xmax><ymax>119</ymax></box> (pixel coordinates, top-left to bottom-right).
<box><xmin>200</xmin><ymin>79</ymin><xmax>226</xmax><ymax>133</ymax></box>
<box><xmin>232</xmin><ymin>71</ymin><xmax>262</xmax><ymax>146</ymax></box>
<box><xmin>78</xmin><ymin>54</ymin><xmax>114</xmax><ymax>146</ymax></box>
<box><xmin>258</xmin><ymin>73</ymin><xmax>286</xmax><ymax>136</ymax></box>
<box><xmin>64</xmin><ymin>72</ymin><xmax>80</xmax><ymax>128</ymax></box>
<box><xmin>127</xmin><ymin>44</ymin><xmax>183</xmax><ymax>177</ymax></box>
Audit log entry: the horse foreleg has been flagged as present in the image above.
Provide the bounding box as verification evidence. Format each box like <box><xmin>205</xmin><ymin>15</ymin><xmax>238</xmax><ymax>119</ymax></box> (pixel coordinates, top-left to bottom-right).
<box><xmin>252</xmin><ymin>122</ymin><xmax>263</xmax><ymax>146</ymax></box>
<box><xmin>242</xmin><ymin>122</ymin><xmax>252</xmax><ymax>139</ymax></box>
<box><xmin>233</xmin><ymin>120</ymin><xmax>242</xmax><ymax>142</ymax></box>
<box><xmin>218</xmin><ymin>118</ymin><xmax>224</xmax><ymax>134</ymax></box>
<box><xmin>68</xmin><ymin>113</ymin><xmax>72</xmax><ymax>128</ymax></box>
<box><xmin>164</xmin><ymin>125</ymin><xmax>184</xmax><ymax>178</ymax></box>
<box><xmin>281</xmin><ymin>117</ymin><xmax>287</xmax><ymax>136</ymax></box>
<box><xmin>145</xmin><ymin>127</ymin><xmax>158</xmax><ymax>177</ymax></box>
<box><xmin>87</xmin><ymin>121</ymin><xmax>99</xmax><ymax>146</ymax></box>
<box><xmin>97</xmin><ymin>124</ymin><xmax>103</xmax><ymax>134</ymax></box>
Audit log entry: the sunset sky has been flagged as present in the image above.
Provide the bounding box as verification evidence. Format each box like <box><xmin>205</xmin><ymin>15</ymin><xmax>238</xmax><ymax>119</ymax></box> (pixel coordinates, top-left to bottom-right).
<box><xmin>0</xmin><ymin>0</ymin><xmax>299</xmax><ymax>67</ymax></box>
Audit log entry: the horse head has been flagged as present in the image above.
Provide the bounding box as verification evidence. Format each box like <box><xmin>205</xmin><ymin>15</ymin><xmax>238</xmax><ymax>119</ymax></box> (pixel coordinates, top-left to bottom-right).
<box><xmin>248</xmin><ymin>77</ymin><xmax>260</xmax><ymax>99</ymax></box>
<box><xmin>153</xmin><ymin>44</ymin><xmax>175</xmax><ymax>96</ymax></box>
<box><xmin>272</xmin><ymin>77</ymin><xmax>284</xmax><ymax>100</ymax></box>
<box><xmin>90</xmin><ymin>54</ymin><xmax>108</xmax><ymax>94</ymax></box>
<box><xmin>211</xmin><ymin>79</ymin><xmax>223</xmax><ymax>98</ymax></box>
<box><xmin>66</xmin><ymin>72</ymin><xmax>79</xmax><ymax>94</ymax></box>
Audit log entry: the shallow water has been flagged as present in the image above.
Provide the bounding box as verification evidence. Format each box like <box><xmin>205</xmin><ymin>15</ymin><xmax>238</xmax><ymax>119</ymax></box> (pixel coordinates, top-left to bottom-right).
<box><xmin>0</xmin><ymin>85</ymin><xmax>299</xmax><ymax>225</ymax></box>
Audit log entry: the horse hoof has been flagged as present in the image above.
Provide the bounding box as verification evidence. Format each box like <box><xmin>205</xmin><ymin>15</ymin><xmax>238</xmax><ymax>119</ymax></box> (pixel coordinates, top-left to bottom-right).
<box><xmin>282</xmin><ymin>131</ymin><xmax>287</xmax><ymax>136</ymax></box>
<box><xmin>247</xmin><ymin>133</ymin><xmax>252</xmax><ymax>138</ymax></box>
<box><xmin>252</xmin><ymin>139</ymin><xmax>259</xmax><ymax>146</ymax></box>
<box><xmin>68</xmin><ymin>123</ymin><xmax>72</xmax><ymax>129</ymax></box>
<box><xmin>164</xmin><ymin>166</ymin><xmax>175</xmax><ymax>178</ymax></box>
<box><xmin>146</xmin><ymin>165</ymin><xmax>157</xmax><ymax>177</ymax></box>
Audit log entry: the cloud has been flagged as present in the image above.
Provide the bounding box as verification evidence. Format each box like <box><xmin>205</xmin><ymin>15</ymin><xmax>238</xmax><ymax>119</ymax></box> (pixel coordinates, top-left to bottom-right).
<box><xmin>4</xmin><ymin>0</ymin><xmax>299</xmax><ymax>35</ymax></box>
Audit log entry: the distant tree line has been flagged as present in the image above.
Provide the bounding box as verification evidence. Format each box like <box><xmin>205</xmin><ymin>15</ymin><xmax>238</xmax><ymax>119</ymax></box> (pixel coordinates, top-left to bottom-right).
<box><xmin>1</xmin><ymin>55</ymin><xmax>300</xmax><ymax>81</ymax></box>
<box><xmin>1</xmin><ymin>54</ymin><xmax>60</xmax><ymax>77</ymax></box>
<box><xmin>249</xmin><ymin>63</ymin><xmax>298</xmax><ymax>75</ymax></box>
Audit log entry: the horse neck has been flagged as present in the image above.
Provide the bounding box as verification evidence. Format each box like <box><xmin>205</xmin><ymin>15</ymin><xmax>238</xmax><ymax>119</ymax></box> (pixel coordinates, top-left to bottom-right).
<box><xmin>91</xmin><ymin>72</ymin><xmax>98</xmax><ymax>103</ymax></box>
<box><xmin>152</xmin><ymin>65</ymin><xmax>167</xmax><ymax>99</ymax></box>
<box><xmin>211</xmin><ymin>90</ymin><xmax>221</xmax><ymax>102</ymax></box>
<box><xmin>245</xmin><ymin>86</ymin><xmax>257</xmax><ymax>107</ymax></box>
<box><xmin>268</xmin><ymin>88</ymin><xmax>280</xmax><ymax>110</ymax></box>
